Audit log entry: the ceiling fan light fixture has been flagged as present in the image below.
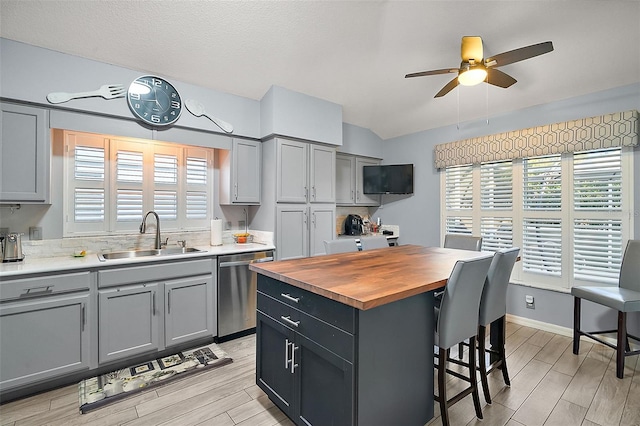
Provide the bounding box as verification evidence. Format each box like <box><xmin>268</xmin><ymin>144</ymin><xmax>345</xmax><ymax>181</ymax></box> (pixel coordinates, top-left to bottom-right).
<box><xmin>458</xmin><ymin>66</ymin><xmax>487</xmax><ymax>86</ymax></box>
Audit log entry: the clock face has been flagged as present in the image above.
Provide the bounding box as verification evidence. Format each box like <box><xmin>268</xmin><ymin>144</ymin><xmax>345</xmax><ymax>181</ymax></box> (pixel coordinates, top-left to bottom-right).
<box><xmin>127</xmin><ymin>76</ymin><xmax>182</xmax><ymax>126</ymax></box>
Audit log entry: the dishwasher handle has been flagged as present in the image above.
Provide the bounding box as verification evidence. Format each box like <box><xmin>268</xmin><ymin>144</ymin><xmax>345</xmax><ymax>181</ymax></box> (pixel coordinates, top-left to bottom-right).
<box><xmin>219</xmin><ymin>257</ymin><xmax>274</xmax><ymax>268</ymax></box>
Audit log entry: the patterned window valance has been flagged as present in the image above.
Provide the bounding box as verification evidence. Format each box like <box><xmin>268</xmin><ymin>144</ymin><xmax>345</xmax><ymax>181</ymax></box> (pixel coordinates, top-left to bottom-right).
<box><xmin>434</xmin><ymin>110</ymin><xmax>638</xmax><ymax>169</ymax></box>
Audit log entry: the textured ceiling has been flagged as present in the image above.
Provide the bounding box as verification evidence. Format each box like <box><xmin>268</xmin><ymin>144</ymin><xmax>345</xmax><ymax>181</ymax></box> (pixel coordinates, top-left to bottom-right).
<box><xmin>1</xmin><ymin>0</ymin><xmax>639</xmax><ymax>140</ymax></box>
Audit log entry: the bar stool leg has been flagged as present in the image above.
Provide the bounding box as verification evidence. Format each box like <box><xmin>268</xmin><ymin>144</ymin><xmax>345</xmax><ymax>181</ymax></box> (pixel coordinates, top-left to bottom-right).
<box><xmin>437</xmin><ymin>349</ymin><xmax>450</xmax><ymax>426</ymax></box>
<box><xmin>499</xmin><ymin>316</ymin><xmax>510</xmax><ymax>386</ymax></box>
<box><xmin>573</xmin><ymin>297</ymin><xmax>581</xmax><ymax>355</ymax></box>
<box><xmin>468</xmin><ymin>336</ymin><xmax>483</xmax><ymax>419</ymax></box>
<box><xmin>477</xmin><ymin>325</ymin><xmax>492</xmax><ymax>404</ymax></box>
<box><xmin>616</xmin><ymin>311</ymin><xmax>626</xmax><ymax>379</ymax></box>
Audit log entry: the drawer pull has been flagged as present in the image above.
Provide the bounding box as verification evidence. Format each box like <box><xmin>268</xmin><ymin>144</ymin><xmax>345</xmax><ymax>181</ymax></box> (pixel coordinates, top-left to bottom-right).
<box><xmin>291</xmin><ymin>344</ymin><xmax>299</xmax><ymax>373</ymax></box>
<box><xmin>285</xmin><ymin>338</ymin><xmax>292</xmax><ymax>369</ymax></box>
<box><xmin>280</xmin><ymin>293</ymin><xmax>300</xmax><ymax>303</ymax></box>
<box><xmin>20</xmin><ymin>286</ymin><xmax>53</xmax><ymax>297</ymax></box>
<box><xmin>280</xmin><ymin>315</ymin><xmax>300</xmax><ymax>328</ymax></box>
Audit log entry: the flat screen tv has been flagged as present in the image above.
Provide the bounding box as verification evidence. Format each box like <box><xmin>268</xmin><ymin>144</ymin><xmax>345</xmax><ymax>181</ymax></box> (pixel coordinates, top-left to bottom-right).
<box><xmin>363</xmin><ymin>164</ymin><xmax>414</xmax><ymax>194</ymax></box>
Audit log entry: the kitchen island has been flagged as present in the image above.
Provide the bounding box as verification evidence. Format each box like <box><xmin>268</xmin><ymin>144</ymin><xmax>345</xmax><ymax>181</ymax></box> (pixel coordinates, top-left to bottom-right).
<box><xmin>249</xmin><ymin>244</ymin><xmax>489</xmax><ymax>426</ymax></box>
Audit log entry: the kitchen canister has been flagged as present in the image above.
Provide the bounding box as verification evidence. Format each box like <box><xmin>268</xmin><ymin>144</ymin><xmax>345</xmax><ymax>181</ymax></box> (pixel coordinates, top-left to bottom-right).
<box><xmin>210</xmin><ymin>219</ymin><xmax>223</xmax><ymax>246</ymax></box>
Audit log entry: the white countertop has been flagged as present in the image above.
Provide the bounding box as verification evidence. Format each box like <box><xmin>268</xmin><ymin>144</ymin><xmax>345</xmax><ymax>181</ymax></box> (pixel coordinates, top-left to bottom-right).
<box><xmin>0</xmin><ymin>243</ymin><xmax>275</xmax><ymax>278</ymax></box>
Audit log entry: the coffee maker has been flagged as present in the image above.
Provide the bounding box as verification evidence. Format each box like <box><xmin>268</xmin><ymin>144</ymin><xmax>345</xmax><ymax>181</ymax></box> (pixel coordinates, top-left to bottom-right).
<box><xmin>2</xmin><ymin>233</ymin><xmax>24</xmax><ymax>262</ymax></box>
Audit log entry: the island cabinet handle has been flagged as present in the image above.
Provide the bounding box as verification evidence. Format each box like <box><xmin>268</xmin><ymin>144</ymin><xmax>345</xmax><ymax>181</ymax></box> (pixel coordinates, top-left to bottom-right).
<box><xmin>290</xmin><ymin>344</ymin><xmax>299</xmax><ymax>373</ymax></box>
<box><xmin>280</xmin><ymin>315</ymin><xmax>300</xmax><ymax>328</ymax></box>
<box><xmin>285</xmin><ymin>339</ymin><xmax>292</xmax><ymax>369</ymax></box>
<box><xmin>280</xmin><ymin>293</ymin><xmax>300</xmax><ymax>303</ymax></box>
<box><xmin>81</xmin><ymin>304</ymin><xmax>86</xmax><ymax>331</ymax></box>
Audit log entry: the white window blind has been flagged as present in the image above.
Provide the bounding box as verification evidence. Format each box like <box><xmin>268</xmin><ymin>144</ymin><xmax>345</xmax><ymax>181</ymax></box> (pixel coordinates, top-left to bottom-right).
<box><xmin>445</xmin><ymin>165</ymin><xmax>473</xmax><ymax>210</ymax></box>
<box><xmin>574</xmin><ymin>219</ymin><xmax>622</xmax><ymax>283</ymax></box>
<box><xmin>446</xmin><ymin>217</ymin><xmax>473</xmax><ymax>235</ymax></box>
<box><xmin>574</xmin><ymin>149</ymin><xmax>622</xmax><ymax>210</ymax></box>
<box><xmin>523</xmin><ymin>155</ymin><xmax>561</xmax><ymax>210</ymax></box>
<box><xmin>74</xmin><ymin>188</ymin><xmax>105</xmax><ymax>222</ymax></box>
<box><xmin>116</xmin><ymin>189</ymin><xmax>143</xmax><ymax>221</ymax></box>
<box><xmin>186</xmin><ymin>191</ymin><xmax>207</xmax><ymax>219</ymax></box>
<box><xmin>522</xmin><ymin>219</ymin><xmax>562</xmax><ymax>277</ymax></box>
<box><xmin>187</xmin><ymin>157</ymin><xmax>207</xmax><ymax>185</ymax></box>
<box><xmin>155</xmin><ymin>154</ymin><xmax>178</xmax><ymax>184</ymax></box>
<box><xmin>481</xmin><ymin>161</ymin><xmax>512</xmax><ymax>210</ymax></box>
<box><xmin>481</xmin><ymin>218</ymin><xmax>513</xmax><ymax>252</ymax></box>
<box><xmin>116</xmin><ymin>151</ymin><xmax>143</xmax><ymax>183</ymax></box>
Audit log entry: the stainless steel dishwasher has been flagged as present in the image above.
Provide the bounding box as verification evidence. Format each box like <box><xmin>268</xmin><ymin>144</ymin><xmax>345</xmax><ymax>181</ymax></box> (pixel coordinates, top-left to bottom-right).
<box><xmin>217</xmin><ymin>250</ymin><xmax>274</xmax><ymax>339</ymax></box>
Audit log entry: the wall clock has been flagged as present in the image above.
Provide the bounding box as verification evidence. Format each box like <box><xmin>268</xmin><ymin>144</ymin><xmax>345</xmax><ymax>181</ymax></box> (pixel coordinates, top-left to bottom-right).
<box><xmin>127</xmin><ymin>76</ymin><xmax>182</xmax><ymax>126</ymax></box>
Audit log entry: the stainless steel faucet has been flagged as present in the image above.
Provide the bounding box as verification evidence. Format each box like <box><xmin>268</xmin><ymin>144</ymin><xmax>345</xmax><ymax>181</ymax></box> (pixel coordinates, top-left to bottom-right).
<box><xmin>140</xmin><ymin>211</ymin><xmax>162</xmax><ymax>249</ymax></box>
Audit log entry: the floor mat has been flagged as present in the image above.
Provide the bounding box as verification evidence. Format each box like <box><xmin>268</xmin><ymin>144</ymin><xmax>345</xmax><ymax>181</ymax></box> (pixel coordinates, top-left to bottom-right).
<box><xmin>78</xmin><ymin>342</ymin><xmax>232</xmax><ymax>413</ymax></box>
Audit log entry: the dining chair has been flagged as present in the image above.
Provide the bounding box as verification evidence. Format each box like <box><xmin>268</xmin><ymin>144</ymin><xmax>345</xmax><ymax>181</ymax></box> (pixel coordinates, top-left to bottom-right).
<box><xmin>572</xmin><ymin>239</ymin><xmax>640</xmax><ymax>378</ymax></box>
<box><xmin>323</xmin><ymin>239</ymin><xmax>359</xmax><ymax>254</ymax></box>
<box><xmin>476</xmin><ymin>247</ymin><xmax>520</xmax><ymax>403</ymax></box>
<box><xmin>434</xmin><ymin>253</ymin><xmax>493</xmax><ymax>426</ymax></box>
<box><xmin>443</xmin><ymin>234</ymin><xmax>483</xmax><ymax>251</ymax></box>
<box><xmin>360</xmin><ymin>235</ymin><xmax>389</xmax><ymax>250</ymax></box>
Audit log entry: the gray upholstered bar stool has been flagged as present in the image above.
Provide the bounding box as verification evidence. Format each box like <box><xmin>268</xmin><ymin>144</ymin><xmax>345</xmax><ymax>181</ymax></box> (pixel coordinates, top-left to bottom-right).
<box><xmin>443</xmin><ymin>234</ymin><xmax>483</xmax><ymax>251</ymax></box>
<box><xmin>323</xmin><ymin>239</ymin><xmax>359</xmax><ymax>254</ymax></box>
<box><xmin>572</xmin><ymin>239</ymin><xmax>640</xmax><ymax>378</ymax></box>
<box><xmin>476</xmin><ymin>247</ymin><xmax>520</xmax><ymax>404</ymax></box>
<box><xmin>434</xmin><ymin>254</ymin><xmax>493</xmax><ymax>426</ymax></box>
<box><xmin>360</xmin><ymin>235</ymin><xmax>389</xmax><ymax>250</ymax></box>
<box><xmin>442</xmin><ymin>233</ymin><xmax>483</xmax><ymax>359</ymax></box>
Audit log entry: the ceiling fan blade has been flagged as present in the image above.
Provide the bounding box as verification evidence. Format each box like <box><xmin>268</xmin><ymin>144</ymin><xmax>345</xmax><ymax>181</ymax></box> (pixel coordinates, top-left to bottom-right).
<box><xmin>461</xmin><ymin>36</ymin><xmax>484</xmax><ymax>62</ymax></box>
<box><xmin>485</xmin><ymin>41</ymin><xmax>553</xmax><ymax>67</ymax></box>
<box><xmin>405</xmin><ymin>68</ymin><xmax>458</xmax><ymax>78</ymax></box>
<box><xmin>485</xmin><ymin>68</ymin><xmax>517</xmax><ymax>88</ymax></box>
<box><xmin>434</xmin><ymin>77</ymin><xmax>460</xmax><ymax>98</ymax></box>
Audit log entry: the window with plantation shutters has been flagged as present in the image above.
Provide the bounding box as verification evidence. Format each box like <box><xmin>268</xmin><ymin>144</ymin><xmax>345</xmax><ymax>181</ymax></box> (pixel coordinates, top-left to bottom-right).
<box><xmin>572</xmin><ymin>148</ymin><xmax>624</xmax><ymax>284</ymax></box>
<box><xmin>441</xmin><ymin>146</ymin><xmax>633</xmax><ymax>290</ymax></box>
<box><xmin>63</xmin><ymin>130</ymin><xmax>214</xmax><ymax>236</ymax></box>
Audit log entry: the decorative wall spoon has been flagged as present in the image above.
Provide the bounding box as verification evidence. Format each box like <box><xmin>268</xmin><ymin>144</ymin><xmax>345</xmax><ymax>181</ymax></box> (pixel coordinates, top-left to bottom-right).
<box><xmin>185</xmin><ymin>99</ymin><xmax>234</xmax><ymax>133</ymax></box>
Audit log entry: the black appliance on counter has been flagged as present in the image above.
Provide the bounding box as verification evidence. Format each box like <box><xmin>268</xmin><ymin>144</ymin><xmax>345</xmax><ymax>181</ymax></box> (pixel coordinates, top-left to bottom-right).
<box><xmin>344</xmin><ymin>214</ymin><xmax>364</xmax><ymax>236</ymax></box>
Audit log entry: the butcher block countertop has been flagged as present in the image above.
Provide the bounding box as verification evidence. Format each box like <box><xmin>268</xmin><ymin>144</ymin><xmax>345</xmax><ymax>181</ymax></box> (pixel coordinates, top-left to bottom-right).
<box><xmin>249</xmin><ymin>244</ymin><xmax>492</xmax><ymax>310</ymax></box>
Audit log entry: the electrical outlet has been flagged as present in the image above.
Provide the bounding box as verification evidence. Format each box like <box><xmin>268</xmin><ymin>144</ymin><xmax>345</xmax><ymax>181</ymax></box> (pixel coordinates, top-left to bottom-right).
<box><xmin>525</xmin><ymin>294</ymin><xmax>535</xmax><ymax>309</ymax></box>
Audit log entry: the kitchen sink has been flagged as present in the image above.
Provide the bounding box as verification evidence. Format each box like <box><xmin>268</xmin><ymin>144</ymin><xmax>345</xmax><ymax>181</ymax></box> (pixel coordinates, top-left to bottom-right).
<box><xmin>98</xmin><ymin>247</ymin><xmax>205</xmax><ymax>261</ymax></box>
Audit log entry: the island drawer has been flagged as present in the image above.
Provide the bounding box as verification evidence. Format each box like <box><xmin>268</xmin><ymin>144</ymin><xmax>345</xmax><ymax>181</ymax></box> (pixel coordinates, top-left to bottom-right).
<box><xmin>0</xmin><ymin>271</ymin><xmax>91</xmax><ymax>302</ymax></box>
<box><xmin>258</xmin><ymin>291</ymin><xmax>353</xmax><ymax>362</ymax></box>
<box><xmin>258</xmin><ymin>275</ymin><xmax>355</xmax><ymax>334</ymax></box>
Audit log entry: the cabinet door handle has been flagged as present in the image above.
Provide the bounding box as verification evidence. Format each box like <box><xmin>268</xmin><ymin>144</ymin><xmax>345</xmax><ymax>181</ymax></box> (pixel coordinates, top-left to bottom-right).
<box><xmin>312</xmin><ymin>186</ymin><xmax>316</xmax><ymax>200</ymax></box>
<box><xmin>81</xmin><ymin>303</ymin><xmax>86</xmax><ymax>331</ymax></box>
<box><xmin>280</xmin><ymin>315</ymin><xmax>300</xmax><ymax>328</ymax></box>
<box><xmin>291</xmin><ymin>344</ymin><xmax>299</xmax><ymax>374</ymax></box>
<box><xmin>305</xmin><ymin>186</ymin><xmax>308</xmax><ymax>201</ymax></box>
<box><xmin>234</xmin><ymin>183</ymin><xmax>238</xmax><ymax>200</ymax></box>
<box><xmin>285</xmin><ymin>338</ymin><xmax>292</xmax><ymax>369</ymax></box>
<box><xmin>152</xmin><ymin>291</ymin><xmax>156</xmax><ymax>316</ymax></box>
<box><xmin>356</xmin><ymin>190</ymin><xmax>360</xmax><ymax>201</ymax></box>
<box><xmin>167</xmin><ymin>290</ymin><xmax>171</xmax><ymax>314</ymax></box>
<box><xmin>280</xmin><ymin>293</ymin><xmax>300</xmax><ymax>303</ymax></box>
<box><xmin>351</xmin><ymin>190</ymin><xmax>354</xmax><ymax>201</ymax></box>
<box><xmin>304</xmin><ymin>211</ymin><xmax>308</xmax><ymax>230</ymax></box>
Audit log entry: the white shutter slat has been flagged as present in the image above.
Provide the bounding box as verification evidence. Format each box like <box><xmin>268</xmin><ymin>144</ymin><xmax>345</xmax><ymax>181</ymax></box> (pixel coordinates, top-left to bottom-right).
<box><xmin>445</xmin><ymin>165</ymin><xmax>473</xmax><ymax>210</ymax></box>
<box><xmin>116</xmin><ymin>189</ymin><xmax>143</xmax><ymax>221</ymax></box>
<box><xmin>154</xmin><ymin>154</ymin><xmax>178</xmax><ymax>184</ymax></box>
<box><xmin>186</xmin><ymin>157</ymin><xmax>208</xmax><ymax>185</ymax></box>
<box><xmin>74</xmin><ymin>189</ymin><xmax>105</xmax><ymax>222</ymax></box>
<box><xmin>481</xmin><ymin>218</ymin><xmax>513</xmax><ymax>252</ymax></box>
<box><xmin>574</xmin><ymin>219</ymin><xmax>622</xmax><ymax>283</ymax></box>
<box><xmin>446</xmin><ymin>217</ymin><xmax>473</xmax><ymax>235</ymax></box>
<box><xmin>74</xmin><ymin>146</ymin><xmax>105</xmax><ymax>181</ymax></box>
<box><xmin>523</xmin><ymin>155</ymin><xmax>561</xmax><ymax>210</ymax></box>
<box><xmin>522</xmin><ymin>219</ymin><xmax>562</xmax><ymax>277</ymax></box>
<box><xmin>574</xmin><ymin>148</ymin><xmax>622</xmax><ymax>211</ymax></box>
<box><xmin>481</xmin><ymin>161</ymin><xmax>513</xmax><ymax>210</ymax></box>
<box><xmin>117</xmin><ymin>151</ymin><xmax>143</xmax><ymax>183</ymax></box>
<box><xmin>154</xmin><ymin>190</ymin><xmax>177</xmax><ymax>220</ymax></box>
<box><xmin>186</xmin><ymin>191</ymin><xmax>207</xmax><ymax>219</ymax></box>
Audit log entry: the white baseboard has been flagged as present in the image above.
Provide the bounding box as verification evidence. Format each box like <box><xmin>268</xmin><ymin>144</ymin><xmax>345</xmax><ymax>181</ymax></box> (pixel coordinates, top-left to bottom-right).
<box><xmin>506</xmin><ymin>314</ymin><xmax>574</xmax><ymax>338</ymax></box>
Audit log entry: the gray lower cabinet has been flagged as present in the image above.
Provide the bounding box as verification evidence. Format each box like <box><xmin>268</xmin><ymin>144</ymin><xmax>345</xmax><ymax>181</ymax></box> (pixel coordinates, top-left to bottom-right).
<box><xmin>165</xmin><ymin>275</ymin><xmax>214</xmax><ymax>347</ymax></box>
<box><xmin>98</xmin><ymin>283</ymin><xmax>160</xmax><ymax>364</ymax></box>
<box><xmin>276</xmin><ymin>204</ymin><xmax>335</xmax><ymax>260</ymax></box>
<box><xmin>0</xmin><ymin>102</ymin><xmax>50</xmax><ymax>203</ymax></box>
<box><xmin>97</xmin><ymin>259</ymin><xmax>215</xmax><ymax>364</ymax></box>
<box><xmin>257</xmin><ymin>278</ymin><xmax>354</xmax><ymax>425</ymax></box>
<box><xmin>0</xmin><ymin>272</ymin><xmax>91</xmax><ymax>391</ymax></box>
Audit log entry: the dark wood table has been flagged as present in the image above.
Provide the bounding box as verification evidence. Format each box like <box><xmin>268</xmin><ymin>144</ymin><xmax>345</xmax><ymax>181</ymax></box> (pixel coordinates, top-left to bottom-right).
<box><xmin>250</xmin><ymin>245</ymin><xmax>491</xmax><ymax>426</ymax></box>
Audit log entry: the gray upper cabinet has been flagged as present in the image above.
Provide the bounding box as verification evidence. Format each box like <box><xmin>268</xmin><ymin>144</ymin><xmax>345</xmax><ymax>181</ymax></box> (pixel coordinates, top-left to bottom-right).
<box><xmin>336</xmin><ymin>154</ymin><xmax>356</xmax><ymax>204</ymax></box>
<box><xmin>219</xmin><ymin>139</ymin><xmax>261</xmax><ymax>205</ymax></box>
<box><xmin>276</xmin><ymin>139</ymin><xmax>335</xmax><ymax>204</ymax></box>
<box><xmin>277</xmin><ymin>139</ymin><xmax>308</xmax><ymax>203</ymax></box>
<box><xmin>336</xmin><ymin>153</ymin><xmax>380</xmax><ymax>206</ymax></box>
<box><xmin>276</xmin><ymin>204</ymin><xmax>335</xmax><ymax>260</ymax></box>
<box><xmin>0</xmin><ymin>102</ymin><xmax>50</xmax><ymax>203</ymax></box>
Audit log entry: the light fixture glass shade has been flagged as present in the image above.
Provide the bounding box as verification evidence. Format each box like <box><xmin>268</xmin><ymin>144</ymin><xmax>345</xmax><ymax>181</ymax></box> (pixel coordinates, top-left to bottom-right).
<box><xmin>458</xmin><ymin>68</ymin><xmax>487</xmax><ymax>86</ymax></box>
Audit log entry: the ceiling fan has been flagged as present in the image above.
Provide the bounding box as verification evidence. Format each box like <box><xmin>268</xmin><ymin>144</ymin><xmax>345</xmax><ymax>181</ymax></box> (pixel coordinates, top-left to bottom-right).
<box><xmin>405</xmin><ymin>36</ymin><xmax>554</xmax><ymax>98</ymax></box>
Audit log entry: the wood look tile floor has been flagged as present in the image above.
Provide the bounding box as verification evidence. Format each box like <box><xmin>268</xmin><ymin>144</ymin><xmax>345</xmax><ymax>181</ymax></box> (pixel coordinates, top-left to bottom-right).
<box><xmin>1</xmin><ymin>322</ymin><xmax>638</xmax><ymax>426</ymax></box>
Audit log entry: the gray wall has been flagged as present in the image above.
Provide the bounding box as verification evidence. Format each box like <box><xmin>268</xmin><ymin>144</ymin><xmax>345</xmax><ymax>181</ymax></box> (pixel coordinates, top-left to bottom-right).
<box><xmin>377</xmin><ymin>83</ymin><xmax>640</xmax><ymax>335</ymax></box>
